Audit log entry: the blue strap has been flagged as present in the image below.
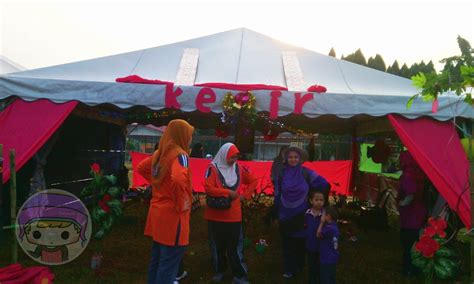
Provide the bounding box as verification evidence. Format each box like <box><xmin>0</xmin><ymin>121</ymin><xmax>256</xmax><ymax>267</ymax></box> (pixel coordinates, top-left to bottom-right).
<box><xmin>178</xmin><ymin>154</ymin><xmax>189</xmax><ymax>168</ymax></box>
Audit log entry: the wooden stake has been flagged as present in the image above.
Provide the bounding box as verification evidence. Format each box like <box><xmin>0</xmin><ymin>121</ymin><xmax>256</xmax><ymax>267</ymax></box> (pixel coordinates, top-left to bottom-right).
<box><xmin>10</xmin><ymin>150</ymin><xmax>17</xmax><ymax>264</ymax></box>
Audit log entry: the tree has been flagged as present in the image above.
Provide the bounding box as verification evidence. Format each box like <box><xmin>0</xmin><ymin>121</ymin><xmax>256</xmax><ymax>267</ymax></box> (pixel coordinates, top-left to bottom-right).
<box><xmin>425</xmin><ymin>60</ymin><xmax>436</xmax><ymax>74</ymax></box>
<box><xmin>328</xmin><ymin>47</ymin><xmax>336</xmax><ymax>57</ymax></box>
<box><xmin>343</xmin><ymin>49</ymin><xmax>367</xmax><ymax>66</ymax></box>
<box><xmin>367</xmin><ymin>56</ymin><xmax>375</xmax><ymax>68</ymax></box>
<box><xmin>399</xmin><ymin>63</ymin><xmax>410</xmax><ymax>78</ymax></box>
<box><xmin>372</xmin><ymin>54</ymin><xmax>387</xmax><ymax>72</ymax></box>
<box><xmin>439</xmin><ymin>35</ymin><xmax>474</xmax><ymax>86</ymax></box>
<box><xmin>409</xmin><ymin>63</ymin><xmax>420</xmax><ymax>78</ymax></box>
<box><xmin>388</xmin><ymin>60</ymin><xmax>400</xmax><ymax>75</ymax></box>
<box><xmin>409</xmin><ymin>35</ymin><xmax>473</xmax><ymax>107</ymax></box>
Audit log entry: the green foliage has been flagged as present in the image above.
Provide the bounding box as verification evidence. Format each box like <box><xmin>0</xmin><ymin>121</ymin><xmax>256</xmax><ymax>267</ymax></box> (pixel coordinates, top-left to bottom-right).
<box><xmin>409</xmin><ymin>35</ymin><xmax>473</xmax><ymax>107</ymax></box>
<box><xmin>408</xmin><ymin>36</ymin><xmax>473</xmax><ymax>108</ymax></box>
<box><xmin>456</xmin><ymin>227</ymin><xmax>473</xmax><ymax>243</ymax></box>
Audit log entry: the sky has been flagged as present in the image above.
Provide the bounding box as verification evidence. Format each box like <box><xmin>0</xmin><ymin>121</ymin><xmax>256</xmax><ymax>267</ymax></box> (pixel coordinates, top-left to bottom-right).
<box><xmin>1</xmin><ymin>0</ymin><xmax>473</xmax><ymax>71</ymax></box>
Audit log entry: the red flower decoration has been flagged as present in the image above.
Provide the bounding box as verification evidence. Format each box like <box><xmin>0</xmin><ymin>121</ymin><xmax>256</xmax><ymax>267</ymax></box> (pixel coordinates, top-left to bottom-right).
<box><xmin>91</xmin><ymin>163</ymin><xmax>101</xmax><ymax>174</ymax></box>
<box><xmin>422</xmin><ymin>226</ymin><xmax>437</xmax><ymax>238</ymax></box>
<box><xmin>415</xmin><ymin>235</ymin><xmax>440</xmax><ymax>258</ymax></box>
<box><xmin>98</xmin><ymin>194</ymin><xmax>112</xmax><ymax>213</ymax></box>
<box><xmin>215</xmin><ymin>129</ymin><xmax>229</xmax><ymax>138</ymax></box>
<box><xmin>307</xmin><ymin>85</ymin><xmax>327</xmax><ymax>93</ymax></box>
<box><xmin>102</xmin><ymin>194</ymin><xmax>112</xmax><ymax>202</ymax></box>
<box><xmin>428</xmin><ymin>217</ymin><xmax>447</xmax><ymax>230</ymax></box>
<box><xmin>235</xmin><ymin>92</ymin><xmax>251</xmax><ymax>106</ymax></box>
<box><xmin>427</xmin><ymin>217</ymin><xmax>447</xmax><ymax>238</ymax></box>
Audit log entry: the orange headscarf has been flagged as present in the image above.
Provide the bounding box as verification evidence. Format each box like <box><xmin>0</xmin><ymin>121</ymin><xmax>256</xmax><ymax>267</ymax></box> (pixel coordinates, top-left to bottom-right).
<box><xmin>151</xmin><ymin>119</ymin><xmax>194</xmax><ymax>184</ymax></box>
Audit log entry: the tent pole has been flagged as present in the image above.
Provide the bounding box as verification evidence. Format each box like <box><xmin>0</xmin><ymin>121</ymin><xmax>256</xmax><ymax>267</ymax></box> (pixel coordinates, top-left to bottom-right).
<box><xmin>10</xmin><ymin>150</ymin><xmax>18</xmax><ymax>264</ymax></box>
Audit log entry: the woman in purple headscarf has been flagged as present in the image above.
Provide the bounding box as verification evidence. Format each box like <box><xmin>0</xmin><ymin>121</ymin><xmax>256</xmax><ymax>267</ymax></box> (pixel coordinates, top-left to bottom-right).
<box><xmin>274</xmin><ymin>147</ymin><xmax>330</xmax><ymax>279</ymax></box>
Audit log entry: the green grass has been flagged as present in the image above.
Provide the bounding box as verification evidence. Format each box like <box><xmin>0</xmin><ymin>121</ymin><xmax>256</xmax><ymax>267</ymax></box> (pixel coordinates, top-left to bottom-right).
<box><xmin>1</xmin><ymin>200</ymin><xmax>469</xmax><ymax>283</ymax></box>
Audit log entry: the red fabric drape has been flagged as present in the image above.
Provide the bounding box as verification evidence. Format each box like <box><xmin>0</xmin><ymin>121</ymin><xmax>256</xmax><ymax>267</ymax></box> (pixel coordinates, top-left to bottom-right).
<box><xmin>131</xmin><ymin>151</ymin><xmax>353</xmax><ymax>195</ymax></box>
<box><xmin>388</xmin><ymin>114</ymin><xmax>470</xmax><ymax>228</ymax></box>
<box><xmin>1</xmin><ymin>100</ymin><xmax>77</xmax><ymax>184</ymax></box>
<box><xmin>194</xmin><ymin>82</ymin><xmax>288</xmax><ymax>91</ymax></box>
<box><xmin>115</xmin><ymin>75</ymin><xmax>173</xmax><ymax>87</ymax></box>
<box><xmin>0</xmin><ymin>263</ymin><xmax>54</xmax><ymax>283</ymax></box>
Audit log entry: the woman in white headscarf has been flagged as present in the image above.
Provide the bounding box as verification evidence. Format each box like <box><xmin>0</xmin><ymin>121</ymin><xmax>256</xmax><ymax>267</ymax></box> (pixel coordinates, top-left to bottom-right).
<box><xmin>204</xmin><ymin>143</ymin><xmax>257</xmax><ymax>284</ymax></box>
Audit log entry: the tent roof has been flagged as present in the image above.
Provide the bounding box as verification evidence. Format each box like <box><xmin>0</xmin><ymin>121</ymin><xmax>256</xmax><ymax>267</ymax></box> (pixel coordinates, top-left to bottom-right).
<box><xmin>1</xmin><ymin>28</ymin><xmax>472</xmax><ymax>121</ymax></box>
<box><xmin>0</xmin><ymin>55</ymin><xmax>25</xmax><ymax>75</ymax></box>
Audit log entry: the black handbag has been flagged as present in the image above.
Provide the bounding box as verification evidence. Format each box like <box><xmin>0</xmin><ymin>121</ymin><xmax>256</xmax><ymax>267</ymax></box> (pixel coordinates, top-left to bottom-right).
<box><xmin>206</xmin><ymin>165</ymin><xmax>240</xmax><ymax>210</ymax></box>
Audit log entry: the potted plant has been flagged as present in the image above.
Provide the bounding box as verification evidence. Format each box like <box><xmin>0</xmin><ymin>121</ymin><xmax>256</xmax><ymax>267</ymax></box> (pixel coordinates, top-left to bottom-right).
<box><xmin>411</xmin><ymin>217</ymin><xmax>458</xmax><ymax>283</ymax></box>
<box><xmin>81</xmin><ymin>163</ymin><xmax>123</xmax><ymax>269</ymax></box>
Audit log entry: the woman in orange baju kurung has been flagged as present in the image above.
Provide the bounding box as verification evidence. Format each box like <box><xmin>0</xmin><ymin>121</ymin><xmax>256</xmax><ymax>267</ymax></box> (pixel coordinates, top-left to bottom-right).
<box><xmin>137</xmin><ymin>119</ymin><xmax>194</xmax><ymax>284</ymax></box>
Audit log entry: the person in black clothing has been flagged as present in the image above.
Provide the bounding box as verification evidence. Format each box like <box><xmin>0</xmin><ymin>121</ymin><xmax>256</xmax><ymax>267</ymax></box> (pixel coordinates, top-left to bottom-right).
<box><xmin>190</xmin><ymin>143</ymin><xmax>204</xmax><ymax>158</ymax></box>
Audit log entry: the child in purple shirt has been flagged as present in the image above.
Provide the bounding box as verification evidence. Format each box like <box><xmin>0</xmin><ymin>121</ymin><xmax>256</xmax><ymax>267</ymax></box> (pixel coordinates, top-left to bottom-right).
<box><xmin>318</xmin><ymin>206</ymin><xmax>339</xmax><ymax>284</ymax></box>
<box><xmin>294</xmin><ymin>190</ymin><xmax>325</xmax><ymax>284</ymax></box>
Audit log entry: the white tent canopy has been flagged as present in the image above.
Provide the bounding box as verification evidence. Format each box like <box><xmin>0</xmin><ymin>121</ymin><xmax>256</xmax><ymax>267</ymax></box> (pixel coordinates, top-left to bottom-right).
<box><xmin>0</xmin><ymin>55</ymin><xmax>25</xmax><ymax>75</ymax></box>
<box><xmin>0</xmin><ymin>28</ymin><xmax>472</xmax><ymax>121</ymax></box>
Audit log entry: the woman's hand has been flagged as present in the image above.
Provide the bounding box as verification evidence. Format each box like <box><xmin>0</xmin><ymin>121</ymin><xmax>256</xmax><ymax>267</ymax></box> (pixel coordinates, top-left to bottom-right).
<box><xmin>317</xmin><ymin>213</ymin><xmax>326</xmax><ymax>238</ymax></box>
<box><xmin>316</xmin><ymin>227</ymin><xmax>323</xmax><ymax>239</ymax></box>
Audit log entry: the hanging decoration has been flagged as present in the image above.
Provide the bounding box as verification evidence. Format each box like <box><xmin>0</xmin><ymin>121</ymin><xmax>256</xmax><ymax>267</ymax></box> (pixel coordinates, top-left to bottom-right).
<box><xmin>221</xmin><ymin>91</ymin><xmax>257</xmax><ymax>125</ymax></box>
<box><xmin>219</xmin><ymin>91</ymin><xmax>258</xmax><ymax>145</ymax></box>
<box><xmin>263</xmin><ymin>128</ymin><xmax>279</xmax><ymax>141</ymax></box>
<box><xmin>127</xmin><ymin>110</ymin><xmax>178</xmax><ymax>121</ymax></box>
<box><xmin>258</xmin><ymin>113</ymin><xmax>314</xmax><ymax>138</ymax></box>
<box><xmin>411</xmin><ymin>217</ymin><xmax>458</xmax><ymax>282</ymax></box>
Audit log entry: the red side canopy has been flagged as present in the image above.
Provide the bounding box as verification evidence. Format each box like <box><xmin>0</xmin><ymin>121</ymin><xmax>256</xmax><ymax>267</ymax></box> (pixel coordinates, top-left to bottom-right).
<box><xmin>389</xmin><ymin>114</ymin><xmax>470</xmax><ymax>228</ymax></box>
<box><xmin>131</xmin><ymin>151</ymin><xmax>353</xmax><ymax>196</ymax></box>
<box><xmin>1</xmin><ymin>99</ymin><xmax>77</xmax><ymax>183</ymax></box>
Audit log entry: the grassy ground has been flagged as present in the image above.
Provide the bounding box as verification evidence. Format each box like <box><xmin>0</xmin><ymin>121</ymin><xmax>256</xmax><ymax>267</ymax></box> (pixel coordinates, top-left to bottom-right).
<box><xmin>0</xmin><ymin>198</ymin><xmax>469</xmax><ymax>284</ymax></box>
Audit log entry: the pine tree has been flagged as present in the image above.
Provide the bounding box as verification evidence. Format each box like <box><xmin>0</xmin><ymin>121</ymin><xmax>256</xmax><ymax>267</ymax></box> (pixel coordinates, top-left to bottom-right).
<box><xmin>367</xmin><ymin>57</ymin><xmax>375</xmax><ymax>68</ymax></box>
<box><xmin>399</xmin><ymin>63</ymin><xmax>410</xmax><ymax>78</ymax></box>
<box><xmin>372</xmin><ymin>54</ymin><xmax>387</xmax><ymax>71</ymax></box>
<box><xmin>328</xmin><ymin>47</ymin><xmax>336</xmax><ymax>57</ymax></box>
<box><xmin>418</xmin><ymin>61</ymin><xmax>426</xmax><ymax>75</ymax></box>
<box><xmin>425</xmin><ymin>60</ymin><xmax>436</xmax><ymax>73</ymax></box>
<box><xmin>409</xmin><ymin>63</ymin><xmax>420</xmax><ymax>77</ymax></box>
<box><xmin>343</xmin><ymin>49</ymin><xmax>367</xmax><ymax>66</ymax></box>
<box><xmin>389</xmin><ymin>60</ymin><xmax>400</xmax><ymax>75</ymax></box>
